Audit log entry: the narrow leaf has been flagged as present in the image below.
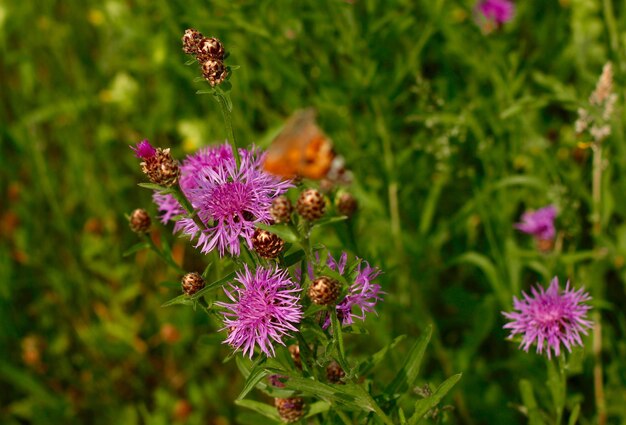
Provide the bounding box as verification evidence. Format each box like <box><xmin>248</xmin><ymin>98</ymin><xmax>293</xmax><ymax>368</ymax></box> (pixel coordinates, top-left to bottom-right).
<box><xmin>235</xmin><ymin>400</ymin><xmax>280</xmax><ymax>421</ymax></box>
<box><xmin>408</xmin><ymin>373</ymin><xmax>462</xmax><ymax>424</ymax></box>
<box><xmin>122</xmin><ymin>241</ymin><xmax>150</xmax><ymax>257</ymax></box>
<box><xmin>386</xmin><ymin>325</ymin><xmax>432</xmax><ymax>396</ymax></box>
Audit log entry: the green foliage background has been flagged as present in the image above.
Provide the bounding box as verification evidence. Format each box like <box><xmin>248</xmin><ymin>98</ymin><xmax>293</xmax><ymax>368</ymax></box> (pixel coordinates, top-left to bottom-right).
<box><xmin>2</xmin><ymin>0</ymin><xmax>626</xmax><ymax>423</ymax></box>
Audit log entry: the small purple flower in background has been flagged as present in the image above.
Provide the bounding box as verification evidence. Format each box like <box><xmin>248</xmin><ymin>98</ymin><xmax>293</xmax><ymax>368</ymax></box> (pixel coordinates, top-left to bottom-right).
<box><xmin>175</xmin><ymin>145</ymin><xmax>291</xmax><ymax>256</ymax></box>
<box><xmin>217</xmin><ymin>265</ymin><xmax>303</xmax><ymax>358</ymax></box>
<box><xmin>474</xmin><ymin>0</ymin><xmax>514</xmax><ymax>31</ymax></box>
<box><xmin>325</xmin><ymin>252</ymin><xmax>384</xmax><ymax>328</ymax></box>
<box><xmin>502</xmin><ymin>277</ymin><xmax>592</xmax><ymax>359</ymax></box>
<box><xmin>515</xmin><ymin>205</ymin><xmax>557</xmax><ymax>241</ymax></box>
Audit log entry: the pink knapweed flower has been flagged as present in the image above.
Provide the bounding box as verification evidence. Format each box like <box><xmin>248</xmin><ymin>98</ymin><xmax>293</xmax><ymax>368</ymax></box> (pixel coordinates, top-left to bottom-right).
<box><xmin>175</xmin><ymin>145</ymin><xmax>291</xmax><ymax>256</ymax></box>
<box><xmin>515</xmin><ymin>205</ymin><xmax>557</xmax><ymax>241</ymax></box>
<box><xmin>475</xmin><ymin>0</ymin><xmax>515</xmax><ymax>25</ymax></box>
<box><xmin>503</xmin><ymin>277</ymin><xmax>592</xmax><ymax>359</ymax></box>
<box><xmin>153</xmin><ymin>144</ymin><xmax>234</xmax><ymax>224</ymax></box>
<box><xmin>323</xmin><ymin>252</ymin><xmax>384</xmax><ymax>328</ymax></box>
<box><xmin>217</xmin><ymin>265</ymin><xmax>303</xmax><ymax>358</ymax></box>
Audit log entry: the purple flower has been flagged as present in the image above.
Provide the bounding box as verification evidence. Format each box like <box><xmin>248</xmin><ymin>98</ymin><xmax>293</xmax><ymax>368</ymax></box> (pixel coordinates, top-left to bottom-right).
<box><xmin>515</xmin><ymin>205</ymin><xmax>557</xmax><ymax>241</ymax></box>
<box><xmin>166</xmin><ymin>144</ymin><xmax>291</xmax><ymax>256</ymax></box>
<box><xmin>503</xmin><ymin>277</ymin><xmax>592</xmax><ymax>359</ymax></box>
<box><xmin>324</xmin><ymin>252</ymin><xmax>384</xmax><ymax>328</ymax></box>
<box><xmin>152</xmin><ymin>144</ymin><xmax>235</xmax><ymax>225</ymax></box>
<box><xmin>131</xmin><ymin>139</ymin><xmax>157</xmax><ymax>159</ymax></box>
<box><xmin>475</xmin><ymin>0</ymin><xmax>515</xmax><ymax>25</ymax></box>
<box><xmin>217</xmin><ymin>265</ymin><xmax>303</xmax><ymax>358</ymax></box>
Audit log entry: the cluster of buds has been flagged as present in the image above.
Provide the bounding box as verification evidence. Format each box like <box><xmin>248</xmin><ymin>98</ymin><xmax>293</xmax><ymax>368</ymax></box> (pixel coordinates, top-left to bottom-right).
<box><xmin>296</xmin><ymin>189</ymin><xmax>326</xmax><ymax>221</ymax></box>
<box><xmin>182</xmin><ymin>28</ymin><xmax>228</xmax><ymax>87</ymax></box>
<box><xmin>575</xmin><ymin>62</ymin><xmax>617</xmax><ymax>143</ymax></box>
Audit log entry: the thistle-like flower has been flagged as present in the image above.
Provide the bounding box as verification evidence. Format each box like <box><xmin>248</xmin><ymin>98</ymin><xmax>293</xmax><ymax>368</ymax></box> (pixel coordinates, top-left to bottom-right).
<box><xmin>153</xmin><ymin>144</ymin><xmax>234</xmax><ymax>225</ymax></box>
<box><xmin>217</xmin><ymin>265</ymin><xmax>303</xmax><ymax>358</ymax></box>
<box><xmin>475</xmin><ymin>0</ymin><xmax>515</xmax><ymax>25</ymax></box>
<box><xmin>502</xmin><ymin>277</ymin><xmax>592</xmax><ymax>359</ymax></box>
<box><xmin>176</xmin><ymin>146</ymin><xmax>291</xmax><ymax>256</ymax></box>
<box><xmin>514</xmin><ymin>205</ymin><xmax>557</xmax><ymax>241</ymax></box>
<box><xmin>322</xmin><ymin>252</ymin><xmax>383</xmax><ymax>327</ymax></box>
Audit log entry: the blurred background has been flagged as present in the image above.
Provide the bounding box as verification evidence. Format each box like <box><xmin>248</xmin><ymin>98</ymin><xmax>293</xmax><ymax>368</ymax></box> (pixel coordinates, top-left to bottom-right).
<box><xmin>2</xmin><ymin>0</ymin><xmax>626</xmax><ymax>424</ymax></box>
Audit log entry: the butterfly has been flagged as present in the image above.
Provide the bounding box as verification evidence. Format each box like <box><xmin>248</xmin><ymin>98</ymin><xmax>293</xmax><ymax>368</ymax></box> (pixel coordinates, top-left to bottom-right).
<box><xmin>264</xmin><ymin>108</ymin><xmax>349</xmax><ymax>182</ymax></box>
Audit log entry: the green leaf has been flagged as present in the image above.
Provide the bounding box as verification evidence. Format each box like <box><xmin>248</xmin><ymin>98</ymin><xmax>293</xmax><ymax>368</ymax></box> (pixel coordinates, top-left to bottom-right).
<box><xmin>237</xmin><ymin>357</ymin><xmax>269</xmax><ymax>401</ymax></box>
<box><xmin>448</xmin><ymin>252</ymin><xmax>509</xmax><ymax>308</ymax></box>
<box><xmin>386</xmin><ymin>325</ymin><xmax>432</xmax><ymax>397</ymax></box>
<box><xmin>281</xmin><ymin>376</ymin><xmax>393</xmax><ymax>424</ymax></box>
<box><xmin>330</xmin><ymin>308</ymin><xmax>349</xmax><ymax>372</ymax></box>
<box><xmin>235</xmin><ymin>400</ymin><xmax>281</xmax><ymax>421</ymax></box>
<box><xmin>310</xmin><ymin>216</ymin><xmax>348</xmax><ymax>230</ymax></box>
<box><xmin>122</xmin><ymin>241</ymin><xmax>150</xmax><ymax>257</ymax></box>
<box><xmin>256</xmin><ymin>223</ymin><xmax>300</xmax><ymax>243</ymax></box>
<box><xmin>408</xmin><ymin>374</ymin><xmax>462</xmax><ymax>424</ymax></box>
<box><xmin>519</xmin><ymin>379</ymin><xmax>546</xmax><ymax>425</ymax></box>
<box><xmin>283</xmin><ymin>249</ymin><xmax>305</xmax><ymax>267</ymax></box>
<box><xmin>305</xmin><ymin>401</ymin><xmax>331</xmax><ymax>418</ymax></box>
<box><xmin>358</xmin><ymin>335</ymin><xmax>406</xmax><ymax>377</ymax></box>
<box><xmin>137</xmin><ymin>182</ymin><xmax>167</xmax><ymax>191</ymax></box>
<box><xmin>568</xmin><ymin>404</ymin><xmax>580</xmax><ymax>425</ymax></box>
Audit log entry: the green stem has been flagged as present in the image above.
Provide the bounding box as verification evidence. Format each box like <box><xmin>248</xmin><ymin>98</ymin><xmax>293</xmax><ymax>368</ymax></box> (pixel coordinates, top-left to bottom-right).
<box><xmin>214</xmin><ymin>90</ymin><xmax>240</xmax><ymax>165</ymax></box>
<box><xmin>144</xmin><ymin>234</ymin><xmax>185</xmax><ymax>274</ymax></box>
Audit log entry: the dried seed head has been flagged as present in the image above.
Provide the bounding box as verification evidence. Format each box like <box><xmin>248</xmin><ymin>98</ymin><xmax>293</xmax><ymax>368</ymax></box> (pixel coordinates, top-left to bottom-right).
<box><xmin>288</xmin><ymin>344</ymin><xmax>302</xmax><ymax>369</ymax></box>
<box><xmin>270</xmin><ymin>196</ymin><xmax>293</xmax><ymax>223</ymax></box>
<box><xmin>326</xmin><ymin>361</ymin><xmax>345</xmax><ymax>384</ymax></box>
<box><xmin>296</xmin><ymin>189</ymin><xmax>326</xmax><ymax>221</ymax></box>
<box><xmin>140</xmin><ymin>148</ymin><xmax>180</xmax><ymax>187</ymax></box>
<box><xmin>201</xmin><ymin>59</ymin><xmax>228</xmax><ymax>87</ymax></box>
<box><xmin>181</xmin><ymin>272</ymin><xmax>205</xmax><ymax>296</ymax></box>
<box><xmin>252</xmin><ymin>228</ymin><xmax>285</xmax><ymax>259</ymax></box>
<box><xmin>274</xmin><ymin>397</ymin><xmax>305</xmax><ymax>423</ymax></box>
<box><xmin>129</xmin><ymin>209</ymin><xmax>151</xmax><ymax>233</ymax></box>
<box><xmin>308</xmin><ymin>276</ymin><xmax>340</xmax><ymax>305</ymax></box>
<box><xmin>182</xmin><ymin>28</ymin><xmax>203</xmax><ymax>55</ymax></box>
<box><xmin>336</xmin><ymin>192</ymin><xmax>358</xmax><ymax>217</ymax></box>
<box><xmin>197</xmin><ymin>37</ymin><xmax>225</xmax><ymax>61</ymax></box>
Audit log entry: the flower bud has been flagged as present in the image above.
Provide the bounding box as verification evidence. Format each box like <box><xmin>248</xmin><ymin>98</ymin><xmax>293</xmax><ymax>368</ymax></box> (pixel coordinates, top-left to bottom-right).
<box><xmin>181</xmin><ymin>272</ymin><xmax>205</xmax><ymax>296</ymax></box>
<box><xmin>296</xmin><ymin>189</ymin><xmax>325</xmax><ymax>221</ymax></box>
<box><xmin>308</xmin><ymin>276</ymin><xmax>340</xmax><ymax>305</ymax></box>
<box><xmin>252</xmin><ymin>228</ymin><xmax>285</xmax><ymax>259</ymax></box>
<box><xmin>288</xmin><ymin>344</ymin><xmax>302</xmax><ymax>370</ymax></box>
<box><xmin>202</xmin><ymin>59</ymin><xmax>227</xmax><ymax>87</ymax></box>
<box><xmin>197</xmin><ymin>37</ymin><xmax>225</xmax><ymax>61</ymax></box>
<box><xmin>139</xmin><ymin>147</ymin><xmax>180</xmax><ymax>187</ymax></box>
<box><xmin>182</xmin><ymin>28</ymin><xmax>203</xmax><ymax>55</ymax></box>
<box><xmin>326</xmin><ymin>361</ymin><xmax>345</xmax><ymax>384</ymax></box>
<box><xmin>336</xmin><ymin>192</ymin><xmax>357</xmax><ymax>217</ymax></box>
<box><xmin>274</xmin><ymin>397</ymin><xmax>305</xmax><ymax>423</ymax></box>
<box><xmin>129</xmin><ymin>208</ymin><xmax>151</xmax><ymax>234</ymax></box>
<box><xmin>270</xmin><ymin>195</ymin><xmax>293</xmax><ymax>224</ymax></box>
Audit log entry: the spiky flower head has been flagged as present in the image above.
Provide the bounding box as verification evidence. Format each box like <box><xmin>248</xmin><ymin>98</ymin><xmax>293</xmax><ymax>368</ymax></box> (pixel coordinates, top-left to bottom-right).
<box><xmin>174</xmin><ymin>145</ymin><xmax>291</xmax><ymax>256</ymax></box>
<box><xmin>502</xmin><ymin>277</ymin><xmax>592</xmax><ymax>359</ymax></box>
<box><xmin>130</xmin><ymin>140</ymin><xmax>180</xmax><ymax>187</ymax></box>
<box><xmin>217</xmin><ymin>265</ymin><xmax>303</xmax><ymax>358</ymax></box>
<box><xmin>475</xmin><ymin>0</ymin><xmax>515</xmax><ymax>26</ymax></box>
<box><xmin>304</xmin><ymin>252</ymin><xmax>383</xmax><ymax>328</ymax></box>
<box><xmin>515</xmin><ymin>205</ymin><xmax>557</xmax><ymax>241</ymax></box>
<box><xmin>153</xmin><ymin>144</ymin><xmax>234</xmax><ymax>225</ymax></box>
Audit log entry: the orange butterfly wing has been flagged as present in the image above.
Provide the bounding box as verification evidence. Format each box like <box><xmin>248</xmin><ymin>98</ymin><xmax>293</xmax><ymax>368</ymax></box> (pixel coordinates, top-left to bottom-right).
<box><xmin>264</xmin><ymin>109</ymin><xmax>335</xmax><ymax>180</ymax></box>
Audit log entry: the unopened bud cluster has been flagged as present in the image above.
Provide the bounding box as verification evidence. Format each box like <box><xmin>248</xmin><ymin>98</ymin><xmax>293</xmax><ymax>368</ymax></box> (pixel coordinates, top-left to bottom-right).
<box><xmin>181</xmin><ymin>272</ymin><xmax>205</xmax><ymax>296</ymax></box>
<box><xmin>182</xmin><ymin>28</ymin><xmax>228</xmax><ymax>86</ymax></box>
<box><xmin>308</xmin><ymin>276</ymin><xmax>340</xmax><ymax>305</ymax></box>
<box><xmin>274</xmin><ymin>397</ymin><xmax>305</xmax><ymax>423</ymax></box>
<box><xmin>129</xmin><ymin>208</ymin><xmax>151</xmax><ymax>234</ymax></box>
<box><xmin>252</xmin><ymin>228</ymin><xmax>285</xmax><ymax>259</ymax></box>
<box><xmin>297</xmin><ymin>189</ymin><xmax>326</xmax><ymax>221</ymax></box>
